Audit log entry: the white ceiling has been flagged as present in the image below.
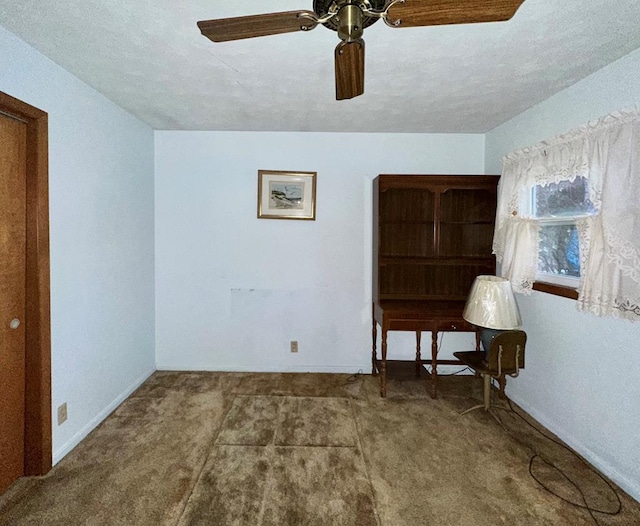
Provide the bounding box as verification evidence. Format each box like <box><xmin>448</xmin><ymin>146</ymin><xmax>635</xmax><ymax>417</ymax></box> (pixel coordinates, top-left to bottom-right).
<box><xmin>1</xmin><ymin>0</ymin><xmax>640</xmax><ymax>133</ymax></box>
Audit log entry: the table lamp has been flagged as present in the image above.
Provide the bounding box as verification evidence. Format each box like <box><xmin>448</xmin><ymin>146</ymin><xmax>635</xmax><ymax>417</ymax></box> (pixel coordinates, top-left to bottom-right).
<box><xmin>463</xmin><ymin>275</ymin><xmax>522</xmax><ymax>355</ymax></box>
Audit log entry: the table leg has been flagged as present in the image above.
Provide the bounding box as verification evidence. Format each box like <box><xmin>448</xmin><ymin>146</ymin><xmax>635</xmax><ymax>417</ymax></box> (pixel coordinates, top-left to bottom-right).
<box><xmin>483</xmin><ymin>374</ymin><xmax>492</xmax><ymax>410</ymax></box>
<box><xmin>474</xmin><ymin>329</ymin><xmax>483</xmax><ymax>377</ymax></box>
<box><xmin>430</xmin><ymin>331</ymin><xmax>438</xmax><ymax>399</ymax></box>
<box><xmin>372</xmin><ymin>315</ymin><xmax>378</xmax><ymax>376</ymax></box>
<box><xmin>380</xmin><ymin>329</ymin><xmax>388</xmax><ymax>398</ymax></box>
<box><xmin>415</xmin><ymin>331</ymin><xmax>422</xmax><ymax>378</ymax></box>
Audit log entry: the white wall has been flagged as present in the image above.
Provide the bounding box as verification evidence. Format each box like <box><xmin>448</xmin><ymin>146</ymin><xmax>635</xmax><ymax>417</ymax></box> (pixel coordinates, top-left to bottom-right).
<box><xmin>0</xmin><ymin>26</ymin><xmax>156</xmax><ymax>463</ymax></box>
<box><xmin>155</xmin><ymin>132</ymin><xmax>486</xmax><ymax>373</ymax></box>
<box><xmin>485</xmin><ymin>48</ymin><xmax>640</xmax><ymax>500</ymax></box>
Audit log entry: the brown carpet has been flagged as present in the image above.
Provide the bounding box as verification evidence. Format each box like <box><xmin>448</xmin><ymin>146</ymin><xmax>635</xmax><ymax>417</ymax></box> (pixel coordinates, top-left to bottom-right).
<box><xmin>1</xmin><ymin>368</ymin><xmax>639</xmax><ymax>525</ymax></box>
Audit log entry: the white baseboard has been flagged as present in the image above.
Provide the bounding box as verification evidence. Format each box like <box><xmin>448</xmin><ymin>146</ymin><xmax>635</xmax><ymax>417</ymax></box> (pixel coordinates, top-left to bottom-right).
<box><xmin>155</xmin><ymin>364</ymin><xmax>370</xmax><ymax>374</ymax></box>
<box><xmin>52</xmin><ymin>366</ymin><xmax>156</xmax><ymax>465</ymax></box>
<box><xmin>508</xmin><ymin>392</ymin><xmax>640</xmax><ymax>503</ymax></box>
<box><xmin>155</xmin><ymin>363</ymin><xmax>474</xmax><ymax>375</ymax></box>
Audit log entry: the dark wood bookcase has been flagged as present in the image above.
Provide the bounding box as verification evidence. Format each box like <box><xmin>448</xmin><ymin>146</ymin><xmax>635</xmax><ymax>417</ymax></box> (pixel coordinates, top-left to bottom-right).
<box><xmin>372</xmin><ymin>174</ymin><xmax>499</xmax><ymax>397</ymax></box>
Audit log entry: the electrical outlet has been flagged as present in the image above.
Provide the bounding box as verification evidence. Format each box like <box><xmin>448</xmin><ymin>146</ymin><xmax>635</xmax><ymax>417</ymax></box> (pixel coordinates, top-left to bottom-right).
<box><xmin>57</xmin><ymin>403</ymin><xmax>68</xmax><ymax>425</ymax></box>
<box><xmin>290</xmin><ymin>341</ymin><xmax>298</xmax><ymax>353</ymax></box>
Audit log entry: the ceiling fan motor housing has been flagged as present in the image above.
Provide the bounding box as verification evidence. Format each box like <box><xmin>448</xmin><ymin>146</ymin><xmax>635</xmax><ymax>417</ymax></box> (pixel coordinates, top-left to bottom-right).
<box><xmin>314</xmin><ymin>0</ymin><xmax>386</xmax><ymax>34</ymax></box>
<box><xmin>337</xmin><ymin>4</ymin><xmax>364</xmax><ymax>41</ymax></box>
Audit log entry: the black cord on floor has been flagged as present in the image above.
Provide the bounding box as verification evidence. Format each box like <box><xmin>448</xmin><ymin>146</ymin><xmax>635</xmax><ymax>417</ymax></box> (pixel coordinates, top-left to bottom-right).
<box><xmin>345</xmin><ymin>369</ymin><xmax>364</xmax><ymax>384</ymax></box>
<box><xmin>425</xmin><ymin>333</ymin><xmax>474</xmax><ymax>376</ymax></box>
<box><xmin>489</xmin><ymin>396</ymin><xmax>622</xmax><ymax>526</ymax></box>
<box><xmin>435</xmin><ymin>366</ymin><xmax>473</xmax><ymax>377</ymax></box>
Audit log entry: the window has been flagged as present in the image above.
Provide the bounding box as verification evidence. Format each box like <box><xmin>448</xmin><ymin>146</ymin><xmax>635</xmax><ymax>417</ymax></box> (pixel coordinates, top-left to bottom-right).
<box><xmin>525</xmin><ymin>177</ymin><xmax>596</xmax><ymax>288</ymax></box>
<box><xmin>494</xmin><ymin>107</ymin><xmax>640</xmax><ymax>320</ymax></box>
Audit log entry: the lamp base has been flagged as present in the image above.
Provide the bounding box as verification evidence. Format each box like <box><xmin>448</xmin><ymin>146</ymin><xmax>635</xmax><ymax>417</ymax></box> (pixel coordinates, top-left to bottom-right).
<box><xmin>480</xmin><ymin>328</ymin><xmax>502</xmax><ymax>357</ymax></box>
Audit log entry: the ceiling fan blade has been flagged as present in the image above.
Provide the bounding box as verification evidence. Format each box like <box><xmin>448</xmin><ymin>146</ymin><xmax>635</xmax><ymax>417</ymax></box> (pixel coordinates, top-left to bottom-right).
<box><xmin>386</xmin><ymin>0</ymin><xmax>525</xmax><ymax>28</ymax></box>
<box><xmin>335</xmin><ymin>39</ymin><xmax>365</xmax><ymax>101</ymax></box>
<box><xmin>197</xmin><ymin>11</ymin><xmax>318</xmax><ymax>43</ymax></box>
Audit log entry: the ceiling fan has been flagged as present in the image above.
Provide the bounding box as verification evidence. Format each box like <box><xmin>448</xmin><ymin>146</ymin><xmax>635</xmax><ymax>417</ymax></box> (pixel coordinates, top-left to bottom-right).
<box><xmin>197</xmin><ymin>0</ymin><xmax>525</xmax><ymax>100</ymax></box>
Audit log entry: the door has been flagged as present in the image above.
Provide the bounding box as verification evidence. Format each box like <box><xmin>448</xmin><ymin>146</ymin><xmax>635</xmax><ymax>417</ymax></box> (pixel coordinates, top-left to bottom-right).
<box><xmin>0</xmin><ymin>111</ymin><xmax>27</xmax><ymax>493</ymax></box>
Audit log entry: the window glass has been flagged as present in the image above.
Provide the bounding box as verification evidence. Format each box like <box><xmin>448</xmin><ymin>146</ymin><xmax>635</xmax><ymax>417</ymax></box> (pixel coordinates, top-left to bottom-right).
<box><xmin>533</xmin><ymin>177</ymin><xmax>596</xmax><ymax>218</ymax></box>
<box><xmin>538</xmin><ymin>224</ymin><xmax>580</xmax><ymax>277</ymax></box>
<box><xmin>528</xmin><ymin>177</ymin><xmax>596</xmax><ymax>285</ymax></box>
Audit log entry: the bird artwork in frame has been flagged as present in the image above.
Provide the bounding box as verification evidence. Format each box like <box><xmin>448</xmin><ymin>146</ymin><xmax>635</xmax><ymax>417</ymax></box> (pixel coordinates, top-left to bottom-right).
<box><xmin>257</xmin><ymin>170</ymin><xmax>317</xmax><ymax>220</ymax></box>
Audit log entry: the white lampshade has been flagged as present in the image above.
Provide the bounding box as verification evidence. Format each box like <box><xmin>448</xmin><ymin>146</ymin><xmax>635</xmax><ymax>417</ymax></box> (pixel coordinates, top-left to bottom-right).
<box><xmin>463</xmin><ymin>275</ymin><xmax>522</xmax><ymax>330</ymax></box>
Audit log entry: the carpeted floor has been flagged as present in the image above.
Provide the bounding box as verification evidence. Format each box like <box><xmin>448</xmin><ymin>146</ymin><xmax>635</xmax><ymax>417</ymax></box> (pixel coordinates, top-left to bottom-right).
<box><xmin>1</xmin><ymin>366</ymin><xmax>639</xmax><ymax>525</ymax></box>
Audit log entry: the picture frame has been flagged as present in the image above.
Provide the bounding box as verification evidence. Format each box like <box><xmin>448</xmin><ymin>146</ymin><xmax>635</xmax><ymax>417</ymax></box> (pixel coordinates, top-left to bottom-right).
<box><xmin>257</xmin><ymin>170</ymin><xmax>317</xmax><ymax>220</ymax></box>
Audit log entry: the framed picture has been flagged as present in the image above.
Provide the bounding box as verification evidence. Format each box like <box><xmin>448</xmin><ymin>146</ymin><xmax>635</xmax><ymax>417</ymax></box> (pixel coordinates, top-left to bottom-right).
<box><xmin>257</xmin><ymin>170</ymin><xmax>317</xmax><ymax>220</ymax></box>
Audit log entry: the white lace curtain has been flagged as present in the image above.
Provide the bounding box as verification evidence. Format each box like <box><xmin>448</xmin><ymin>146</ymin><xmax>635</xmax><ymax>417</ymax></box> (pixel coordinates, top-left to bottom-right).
<box><xmin>493</xmin><ymin>107</ymin><xmax>640</xmax><ymax>321</ymax></box>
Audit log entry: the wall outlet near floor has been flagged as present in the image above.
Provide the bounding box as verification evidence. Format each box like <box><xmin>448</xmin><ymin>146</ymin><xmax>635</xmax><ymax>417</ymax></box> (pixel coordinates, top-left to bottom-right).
<box><xmin>57</xmin><ymin>403</ymin><xmax>68</xmax><ymax>425</ymax></box>
<box><xmin>290</xmin><ymin>340</ymin><xmax>298</xmax><ymax>353</ymax></box>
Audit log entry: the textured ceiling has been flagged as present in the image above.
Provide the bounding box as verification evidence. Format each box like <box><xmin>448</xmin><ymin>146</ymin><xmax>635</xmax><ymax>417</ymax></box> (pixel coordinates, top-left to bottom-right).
<box><xmin>1</xmin><ymin>0</ymin><xmax>640</xmax><ymax>132</ymax></box>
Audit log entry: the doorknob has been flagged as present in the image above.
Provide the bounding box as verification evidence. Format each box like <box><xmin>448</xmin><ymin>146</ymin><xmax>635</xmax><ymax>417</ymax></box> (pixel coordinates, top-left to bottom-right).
<box><xmin>9</xmin><ymin>318</ymin><xmax>20</xmax><ymax>329</ymax></box>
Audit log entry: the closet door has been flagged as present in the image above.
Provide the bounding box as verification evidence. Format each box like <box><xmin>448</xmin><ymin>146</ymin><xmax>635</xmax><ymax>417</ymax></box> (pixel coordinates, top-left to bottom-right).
<box><xmin>0</xmin><ymin>112</ymin><xmax>27</xmax><ymax>493</ymax></box>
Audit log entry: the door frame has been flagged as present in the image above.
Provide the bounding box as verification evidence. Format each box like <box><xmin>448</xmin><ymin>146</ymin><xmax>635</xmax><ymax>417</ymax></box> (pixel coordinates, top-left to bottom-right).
<box><xmin>0</xmin><ymin>91</ymin><xmax>51</xmax><ymax>476</ymax></box>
